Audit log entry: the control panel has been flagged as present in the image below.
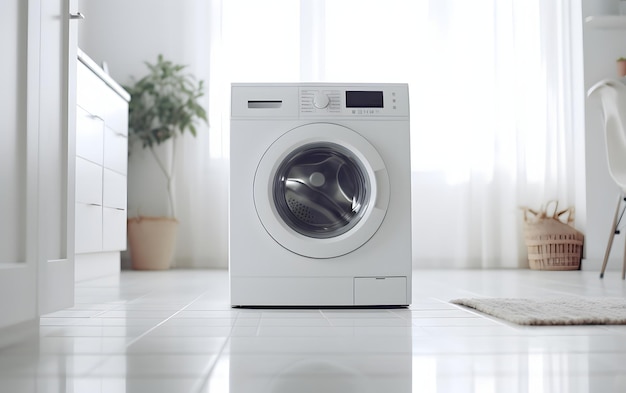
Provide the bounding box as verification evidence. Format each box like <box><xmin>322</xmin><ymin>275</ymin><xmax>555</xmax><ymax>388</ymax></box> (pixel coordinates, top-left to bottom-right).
<box><xmin>298</xmin><ymin>85</ymin><xmax>408</xmax><ymax>117</ymax></box>
<box><xmin>231</xmin><ymin>83</ymin><xmax>409</xmax><ymax>118</ymax></box>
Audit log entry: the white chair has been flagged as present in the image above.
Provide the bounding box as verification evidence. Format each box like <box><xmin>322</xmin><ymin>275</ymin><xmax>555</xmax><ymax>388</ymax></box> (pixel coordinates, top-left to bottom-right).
<box><xmin>588</xmin><ymin>79</ymin><xmax>626</xmax><ymax>279</ymax></box>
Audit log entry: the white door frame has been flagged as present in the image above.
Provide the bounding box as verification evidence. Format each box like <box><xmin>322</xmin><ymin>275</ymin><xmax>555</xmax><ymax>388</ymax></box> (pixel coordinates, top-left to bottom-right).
<box><xmin>36</xmin><ymin>0</ymin><xmax>78</xmax><ymax>315</ymax></box>
<box><xmin>0</xmin><ymin>0</ymin><xmax>77</xmax><ymax>342</ymax></box>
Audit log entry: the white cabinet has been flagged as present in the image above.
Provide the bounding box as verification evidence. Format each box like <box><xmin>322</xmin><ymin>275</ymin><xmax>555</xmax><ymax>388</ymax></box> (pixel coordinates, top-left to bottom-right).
<box><xmin>75</xmin><ymin>49</ymin><xmax>130</xmax><ymax>280</ymax></box>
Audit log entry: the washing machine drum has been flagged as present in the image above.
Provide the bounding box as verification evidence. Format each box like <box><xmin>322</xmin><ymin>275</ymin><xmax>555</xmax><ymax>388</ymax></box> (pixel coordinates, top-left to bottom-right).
<box><xmin>274</xmin><ymin>143</ymin><xmax>369</xmax><ymax>239</ymax></box>
<box><xmin>254</xmin><ymin>123</ymin><xmax>390</xmax><ymax>259</ymax></box>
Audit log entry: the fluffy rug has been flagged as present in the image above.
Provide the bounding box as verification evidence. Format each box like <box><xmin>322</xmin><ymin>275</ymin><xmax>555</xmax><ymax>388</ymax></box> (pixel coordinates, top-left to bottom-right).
<box><xmin>450</xmin><ymin>297</ymin><xmax>626</xmax><ymax>325</ymax></box>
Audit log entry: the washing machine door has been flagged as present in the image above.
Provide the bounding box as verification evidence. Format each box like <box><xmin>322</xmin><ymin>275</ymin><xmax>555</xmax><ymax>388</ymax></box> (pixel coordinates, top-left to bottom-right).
<box><xmin>254</xmin><ymin>123</ymin><xmax>390</xmax><ymax>258</ymax></box>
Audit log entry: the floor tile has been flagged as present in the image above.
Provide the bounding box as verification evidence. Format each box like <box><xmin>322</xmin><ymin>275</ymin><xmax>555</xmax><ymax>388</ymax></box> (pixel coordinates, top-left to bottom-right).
<box><xmin>2</xmin><ymin>269</ymin><xmax>626</xmax><ymax>392</ymax></box>
<box><xmin>87</xmin><ymin>354</ymin><xmax>218</xmax><ymax>378</ymax></box>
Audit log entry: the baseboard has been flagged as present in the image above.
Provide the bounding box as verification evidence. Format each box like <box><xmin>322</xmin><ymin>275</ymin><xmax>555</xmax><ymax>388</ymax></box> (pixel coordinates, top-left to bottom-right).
<box><xmin>581</xmin><ymin>257</ymin><xmax>625</xmax><ymax>272</ymax></box>
<box><xmin>75</xmin><ymin>251</ymin><xmax>121</xmax><ymax>282</ymax></box>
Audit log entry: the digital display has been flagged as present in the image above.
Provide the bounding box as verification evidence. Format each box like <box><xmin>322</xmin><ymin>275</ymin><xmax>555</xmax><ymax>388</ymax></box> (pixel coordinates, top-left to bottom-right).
<box><xmin>345</xmin><ymin>91</ymin><xmax>384</xmax><ymax>108</ymax></box>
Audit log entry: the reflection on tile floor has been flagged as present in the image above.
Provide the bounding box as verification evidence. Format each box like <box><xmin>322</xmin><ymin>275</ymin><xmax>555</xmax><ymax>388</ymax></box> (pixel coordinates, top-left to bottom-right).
<box><xmin>1</xmin><ymin>269</ymin><xmax>626</xmax><ymax>392</ymax></box>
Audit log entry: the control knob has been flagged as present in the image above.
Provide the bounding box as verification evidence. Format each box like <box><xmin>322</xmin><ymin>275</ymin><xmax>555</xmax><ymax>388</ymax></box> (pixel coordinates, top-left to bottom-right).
<box><xmin>313</xmin><ymin>92</ymin><xmax>330</xmax><ymax>109</ymax></box>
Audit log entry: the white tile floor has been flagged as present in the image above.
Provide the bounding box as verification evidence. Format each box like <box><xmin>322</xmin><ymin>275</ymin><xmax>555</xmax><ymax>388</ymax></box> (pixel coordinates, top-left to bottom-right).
<box><xmin>2</xmin><ymin>269</ymin><xmax>626</xmax><ymax>392</ymax></box>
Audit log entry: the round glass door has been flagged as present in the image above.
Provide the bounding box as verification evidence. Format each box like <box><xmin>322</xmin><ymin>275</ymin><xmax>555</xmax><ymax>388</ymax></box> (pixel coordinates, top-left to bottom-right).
<box><xmin>273</xmin><ymin>143</ymin><xmax>370</xmax><ymax>239</ymax></box>
<box><xmin>253</xmin><ymin>123</ymin><xmax>389</xmax><ymax>258</ymax></box>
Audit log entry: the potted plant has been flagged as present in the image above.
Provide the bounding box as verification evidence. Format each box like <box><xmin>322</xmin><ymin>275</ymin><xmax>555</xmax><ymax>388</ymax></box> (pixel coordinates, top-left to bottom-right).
<box><xmin>125</xmin><ymin>55</ymin><xmax>207</xmax><ymax>270</ymax></box>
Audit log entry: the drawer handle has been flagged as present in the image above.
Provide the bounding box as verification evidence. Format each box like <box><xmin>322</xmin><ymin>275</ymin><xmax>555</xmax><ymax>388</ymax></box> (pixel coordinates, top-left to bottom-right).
<box><xmin>69</xmin><ymin>12</ymin><xmax>85</xmax><ymax>20</ymax></box>
<box><xmin>104</xmin><ymin>207</ymin><xmax>126</xmax><ymax>211</ymax></box>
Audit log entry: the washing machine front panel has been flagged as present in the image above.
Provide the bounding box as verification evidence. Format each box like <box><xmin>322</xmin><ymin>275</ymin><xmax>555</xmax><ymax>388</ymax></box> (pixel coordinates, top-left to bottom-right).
<box><xmin>254</xmin><ymin>122</ymin><xmax>390</xmax><ymax>259</ymax></box>
<box><xmin>230</xmin><ymin>83</ymin><xmax>411</xmax><ymax>306</ymax></box>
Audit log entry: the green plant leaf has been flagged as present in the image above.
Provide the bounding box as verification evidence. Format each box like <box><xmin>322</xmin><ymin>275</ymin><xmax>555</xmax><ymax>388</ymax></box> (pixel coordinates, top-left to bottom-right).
<box><xmin>126</xmin><ymin>54</ymin><xmax>207</xmax><ymax>151</ymax></box>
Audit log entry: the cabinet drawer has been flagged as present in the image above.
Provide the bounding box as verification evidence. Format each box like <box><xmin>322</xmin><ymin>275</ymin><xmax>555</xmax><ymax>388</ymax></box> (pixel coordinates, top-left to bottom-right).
<box><xmin>76</xmin><ymin>107</ymin><xmax>104</xmax><ymax>164</ymax></box>
<box><xmin>103</xmin><ymin>207</ymin><xmax>127</xmax><ymax>251</ymax></box>
<box><xmin>75</xmin><ymin>157</ymin><xmax>103</xmax><ymax>205</ymax></box>
<box><xmin>104</xmin><ymin>126</ymin><xmax>128</xmax><ymax>174</ymax></box>
<box><xmin>103</xmin><ymin>169</ymin><xmax>127</xmax><ymax>209</ymax></box>
<box><xmin>103</xmin><ymin>88</ymin><xmax>129</xmax><ymax>135</ymax></box>
<box><xmin>75</xmin><ymin>203</ymin><xmax>103</xmax><ymax>253</ymax></box>
<box><xmin>77</xmin><ymin>62</ymin><xmax>107</xmax><ymax>116</ymax></box>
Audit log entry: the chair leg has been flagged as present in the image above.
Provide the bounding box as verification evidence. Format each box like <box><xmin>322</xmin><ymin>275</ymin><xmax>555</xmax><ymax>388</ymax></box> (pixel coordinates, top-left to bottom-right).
<box><xmin>623</xmin><ymin>229</ymin><xmax>626</xmax><ymax>280</ymax></box>
<box><xmin>600</xmin><ymin>194</ymin><xmax>623</xmax><ymax>278</ymax></box>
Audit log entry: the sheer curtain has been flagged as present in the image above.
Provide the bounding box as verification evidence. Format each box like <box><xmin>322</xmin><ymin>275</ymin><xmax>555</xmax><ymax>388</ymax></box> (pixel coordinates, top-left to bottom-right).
<box><xmin>196</xmin><ymin>0</ymin><xmax>580</xmax><ymax>268</ymax></box>
<box><xmin>409</xmin><ymin>1</ymin><xmax>580</xmax><ymax>268</ymax></box>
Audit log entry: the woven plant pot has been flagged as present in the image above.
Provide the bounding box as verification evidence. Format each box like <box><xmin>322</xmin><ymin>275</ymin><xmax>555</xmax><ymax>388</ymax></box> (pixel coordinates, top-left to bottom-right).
<box><xmin>522</xmin><ymin>203</ymin><xmax>584</xmax><ymax>271</ymax></box>
<box><xmin>127</xmin><ymin>216</ymin><xmax>178</xmax><ymax>270</ymax></box>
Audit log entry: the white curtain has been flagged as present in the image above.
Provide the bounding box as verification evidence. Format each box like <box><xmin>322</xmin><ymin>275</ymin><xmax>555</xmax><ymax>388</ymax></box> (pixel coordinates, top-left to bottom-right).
<box><xmin>409</xmin><ymin>1</ymin><xmax>580</xmax><ymax>268</ymax></box>
<box><xmin>183</xmin><ymin>0</ymin><xmax>580</xmax><ymax>268</ymax></box>
<box><xmin>170</xmin><ymin>0</ymin><xmax>230</xmax><ymax>268</ymax></box>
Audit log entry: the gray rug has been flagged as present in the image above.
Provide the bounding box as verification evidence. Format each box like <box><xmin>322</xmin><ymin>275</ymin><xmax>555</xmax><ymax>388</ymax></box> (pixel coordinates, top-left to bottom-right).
<box><xmin>450</xmin><ymin>297</ymin><xmax>626</xmax><ymax>325</ymax></box>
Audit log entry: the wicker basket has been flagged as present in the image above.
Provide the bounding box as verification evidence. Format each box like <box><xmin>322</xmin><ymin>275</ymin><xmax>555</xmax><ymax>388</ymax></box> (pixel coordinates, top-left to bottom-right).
<box><xmin>522</xmin><ymin>202</ymin><xmax>584</xmax><ymax>271</ymax></box>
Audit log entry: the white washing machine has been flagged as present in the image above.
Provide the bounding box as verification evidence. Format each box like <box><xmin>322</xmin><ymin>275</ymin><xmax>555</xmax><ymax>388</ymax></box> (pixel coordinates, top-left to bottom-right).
<box><xmin>230</xmin><ymin>83</ymin><xmax>411</xmax><ymax>307</ymax></box>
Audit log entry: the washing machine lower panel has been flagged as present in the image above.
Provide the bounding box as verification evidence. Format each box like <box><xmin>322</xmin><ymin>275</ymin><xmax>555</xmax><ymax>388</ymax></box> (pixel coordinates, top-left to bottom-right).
<box><xmin>229</xmin><ymin>194</ymin><xmax>412</xmax><ymax>306</ymax></box>
<box><xmin>230</xmin><ymin>276</ymin><xmax>408</xmax><ymax>307</ymax></box>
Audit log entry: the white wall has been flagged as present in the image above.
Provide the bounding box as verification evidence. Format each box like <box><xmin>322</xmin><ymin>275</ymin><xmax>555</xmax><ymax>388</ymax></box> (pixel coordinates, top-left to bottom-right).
<box><xmin>78</xmin><ymin>0</ymin><xmax>228</xmax><ymax>268</ymax></box>
<box><xmin>582</xmin><ymin>0</ymin><xmax>626</xmax><ymax>271</ymax></box>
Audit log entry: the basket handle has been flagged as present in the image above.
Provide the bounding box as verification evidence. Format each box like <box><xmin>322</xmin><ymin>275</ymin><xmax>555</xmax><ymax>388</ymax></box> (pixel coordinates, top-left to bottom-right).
<box><xmin>545</xmin><ymin>200</ymin><xmax>559</xmax><ymax>219</ymax></box>
<box><xmin>521</xmin><ymin>207</ymin><xmax>540</xmax><ymax>223</ymax></box>
<box><xmin>556</xmin><ymin>207</ymin><xmax>575</xmax><ymax>225</ymax></box>
<box><xmin>521</xmin><ymin>201</ymin><xmax>575</xmax><ymax>225</ymax></box>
